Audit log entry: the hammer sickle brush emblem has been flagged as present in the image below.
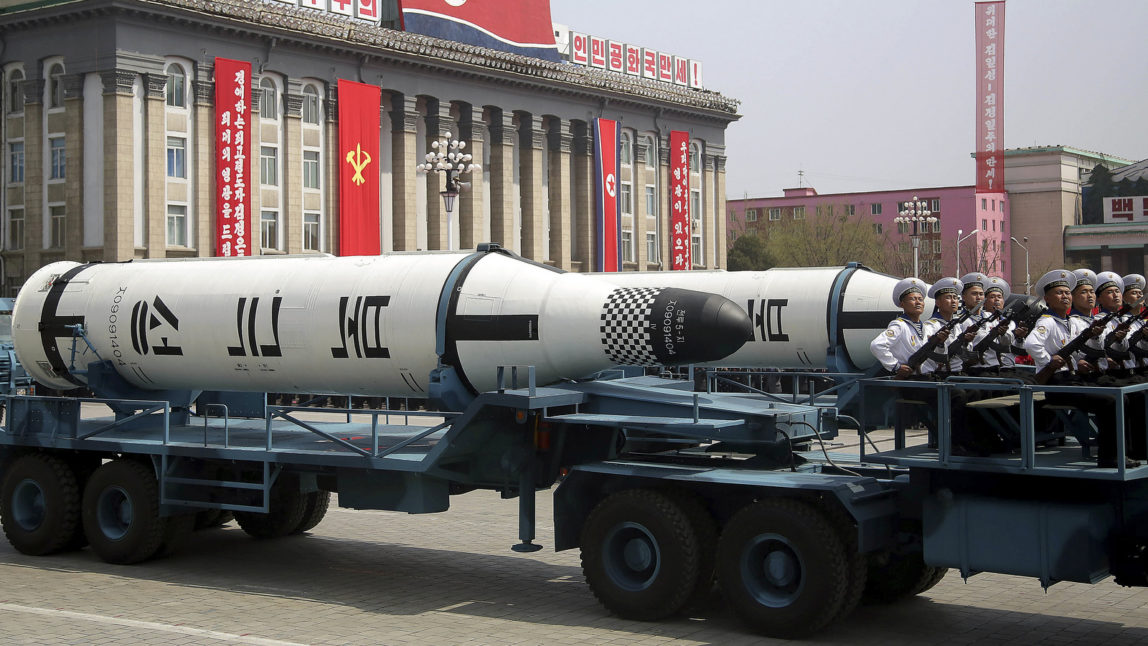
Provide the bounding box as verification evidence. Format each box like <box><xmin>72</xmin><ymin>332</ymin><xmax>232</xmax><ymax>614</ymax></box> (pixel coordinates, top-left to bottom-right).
<box><xmin>346</xmin><ymin>143</ymin><xmax>372</xmax><ymax>186</ymax></box>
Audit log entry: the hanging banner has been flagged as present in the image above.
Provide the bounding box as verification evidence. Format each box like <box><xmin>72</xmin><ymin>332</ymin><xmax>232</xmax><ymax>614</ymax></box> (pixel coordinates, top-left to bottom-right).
<box><xmin>337</xmin><ymin>79</ymin><xmax>381</xmax><ymax>256</ymax></box>
<box><xmin>975</xmin><ymin>1</ymin><xmax>1005</xmax><ymax>193</ymax></box>
<box><xmin>214</xmin><ymin>57</ymin><xmax>251</xmax><ymax>257</ymax></box>
<box><xmin>1103</xmin><ymin>196</ymin><xmax>1148</xmax><ymax>223</ymax></box>
<box><xmin>593</xmin><ymin>118</ymin><xmax>620</xmax><ymax>272</ymax></box>
<box><xmin>400</xmin><ymin>0</ymin><xmax>560</xmax><ymax>62</ymax></box>
<box><xmin>670</xmin><ymin>130</ymin><xmax>691</xmax><ymax>270</ymax></box>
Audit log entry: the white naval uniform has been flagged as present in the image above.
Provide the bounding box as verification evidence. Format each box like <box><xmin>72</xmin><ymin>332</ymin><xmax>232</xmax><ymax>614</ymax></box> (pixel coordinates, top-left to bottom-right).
<box><xmin>1024</xmin><ymin>312</ymin><xmax>1088</xmax><ymax>373</ymax></box>
<box><xmin>1122</xmin><ymin>317</ymin><xmax>1147</xmax><ymax>369</ymax></box>
<box><xmin>870</xmin><ymin>316</ymin><xmax>928</xmax><ymax>374</ymax></box>
<box><xmin>971</xmin><ymin>319</ymin><xmax>1017</xmax><ymax>368</ymax></box>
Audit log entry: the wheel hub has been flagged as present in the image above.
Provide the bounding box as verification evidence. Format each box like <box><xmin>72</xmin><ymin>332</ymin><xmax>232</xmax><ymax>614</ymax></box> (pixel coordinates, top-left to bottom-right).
<box><xmin>742</xmin><ymin>533</ymin><xmax>805</xmax><ymax>607</ymax></box>
<box><xmin>96</xmin><ymin>486</ymin><xmax>133</xmax><ymax>541</ymax></box>
<box><xmin>604</xmin><ymin>521</ymin><xmax>662</xmax><ymax>591</ymax></box>
<box><xmin>11</xmin><ymin>478</ymin><xmax>46</xmax><ymax>531</ymax></box>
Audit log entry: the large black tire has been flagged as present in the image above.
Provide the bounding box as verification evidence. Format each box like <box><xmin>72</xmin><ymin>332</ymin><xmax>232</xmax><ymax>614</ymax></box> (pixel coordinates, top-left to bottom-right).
<box><xmin>234</xmin><ymin>479</ymin><xmax>307</xmax><ymax>539</ymax></box>
<box><xmin>155</xmin><ymin>512</ymin><xmax>196</xmax><ymax>558</ymax></box>
<box><xmin>670</xmin><ymin>491</ymin><xmax>719</xmax><ymax>613</ymax></box>
<box><xmin>580</xmin><ymin>489</ymin><xmax>701</xmax><ymax>621</ymax></box>
<box><xmin>821</xmin><ymin>502</ymin><xmax>867</xmax><ymax>624</ymax></box>
<box><xmin>862</xmin><ymin>549</ymin><xmax>945</xmax><ymax>603</ymax></box>
<box><xmin>715</xmin><ymin>498</ymin><xmax>849</xmax><ymax>639</ymax></box>
<box><xmin>82</xmin><ymin>459</ymin><xmax>166</xmax><ymax>564</ymax></box>
<box><xmin>0</xmin><ymin>453</ymin><xmax>82</xmax><ymax>555</ymax></box>
<box><xmin>61</xmin><ymin>456</ymin><xmax>101</xmax><ymax>551</ymax></box>
<box><xmin>292</xmin><ymin>491</ymin><xmax>331</xmax><ymax>534</ymax></box>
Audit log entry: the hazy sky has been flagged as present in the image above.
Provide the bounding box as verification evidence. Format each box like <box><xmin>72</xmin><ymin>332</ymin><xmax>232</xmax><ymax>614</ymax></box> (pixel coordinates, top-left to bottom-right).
<box><xmin>550</xmin><ymin>0</ymin><xmax>1148</xmax><ymax>199</ymax></box>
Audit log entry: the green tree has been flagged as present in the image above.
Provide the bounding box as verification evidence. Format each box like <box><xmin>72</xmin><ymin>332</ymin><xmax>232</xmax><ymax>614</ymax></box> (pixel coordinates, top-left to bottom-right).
<box><xmin>727</xmin><ymin>233</ymin><xmax>774</xmax><ymax>271</ymax></box>
<box><xmin>1082</xmin><ymin>164</ymin><xmax>1114</xmax><ymax>224</ymax></box>
<box><xmin>761</xmin><ymin>205</ymin><xmax>893</xmax><ymax>274</ymax></box>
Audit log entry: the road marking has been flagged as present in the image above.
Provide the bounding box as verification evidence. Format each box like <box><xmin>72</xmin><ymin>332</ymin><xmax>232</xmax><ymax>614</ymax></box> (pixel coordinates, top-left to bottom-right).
<box><xmin>0</xmin><ymin>602</ymin><xmax>306</xmax><ymax>645</ymax></box>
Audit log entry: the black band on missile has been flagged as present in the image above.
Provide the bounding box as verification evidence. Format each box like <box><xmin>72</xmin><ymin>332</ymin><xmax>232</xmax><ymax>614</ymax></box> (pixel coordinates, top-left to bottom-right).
<box><xmin>38</xmin><ymin>263</ymin><xmax>96</xmax><ymax>387</ymax></box>
<box><xmin>451</xmin><ymin>314</ymin><xmax>540</xmax><ymax>341</ymax></box>
<box><xmin>439</xmin><ymin>253</ymin><xmax>486</xmax><ymax>396</ymax></box>
<box><xmin>838</xmin><ymin>310</ymin><xmax>905</xmax><ymax>330</ymax></box>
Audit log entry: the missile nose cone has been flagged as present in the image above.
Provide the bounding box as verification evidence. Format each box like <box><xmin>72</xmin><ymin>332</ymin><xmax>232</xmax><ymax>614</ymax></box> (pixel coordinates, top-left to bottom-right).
<box><xmin>600</xmin><ymin>287</ymin><xmax>752</xmax><ymax>367</ymax></box>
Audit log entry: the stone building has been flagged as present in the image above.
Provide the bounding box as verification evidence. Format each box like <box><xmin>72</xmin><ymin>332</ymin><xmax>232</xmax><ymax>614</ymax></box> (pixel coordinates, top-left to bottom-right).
<box><xmin>0</xmin><ymin>0</ymin><xmax>738</xmax><ymax>295</ymax></box>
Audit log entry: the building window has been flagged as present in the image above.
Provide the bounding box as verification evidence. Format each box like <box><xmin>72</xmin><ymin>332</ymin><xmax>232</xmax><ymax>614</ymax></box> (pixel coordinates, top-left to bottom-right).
<box><xmin>304</xmin><ymin>212</ymin><xmax>321</xmax><ymax>251</ymax></box>
<box><xmin>689</xmin><ymin>143</ymin><xmax>701</xmax><ymax>172</ymax></box>
<box><xmin>982</xmin><ymin>218</ymin><xmax>987</xmax><ymax>230</ymax></box>
<box><xmin>845</xmin><ymin>204</ymin><xmax>856</xmax><ymax>216</ymax></box>
<box><xmin>260</xmin><ymin>146</ymin><xmax>278</xmax><ymax>186</ymax></box>
<box><xmin>991</xmin><ymin>199</ymin><xmax>996</xmax><ymax>212</ymax></box>
<box><xmin>167</xmin><ymin>204</ymin><xmax>187</xmax><ymax>246</ymax></box>
<box><xmin>691</xmin><ymin>234</ymin><xmax>702</xmax><ymax>266</ymax></box>
<box><xmin>166</xmin><ymin>137</ymin><xmax>186</xmax><ymax>178</ymax></box>
<box><xmin>620</xmin><ymin>182</ymin><xmax>632</xmax><ymax>215</ymax></box>
<box><xmin>644</xmin><ymin>136</ymin><xmax>656</xmax><ymax>168</ymax></box>
<box><xmin>992</xmin><ymin>220</ymin><xmax>996</xmax><ymax>232</ymax></box>
<box><xmin>897</xmin><ymin>221</ymin><xmax>909</xmax><ymax>234</ymax></box>
<box><xmin>746</xmin><ymin>208</ymin><xmax>758</xmax><ymax>222</ymax></box>
<box><xmin>873</xmin><ymin>223</ymin><xmax>883</xmax><ymax>234</ymax></box>
<box><xmin>933</xmin><ymin>240</ymin><xmax>942</xmax><ymax>254</ymax></box>
<box><xmin>768</xmin><ymin>207</ymin><xmax>781</xmax><ymax>221</ymax></box>
<box><xmin>303</xmin><ymin>150</ymin><xmax>320</xmax><ymax>189</ymax></box>
<box><xmin>871</xmin><ymin>203</ymin><xmax>882</xmax><ymax>216</ymax></box>
<box><xmin>621</xmin><ymin>230</ymin><xmax>634</xmax><ymax>263</ymax></box>
<box><xmin>49</xmin><ymin>204</ymin><xmax>65</xmax><ymax>248</ymax></box>
<box><xmin>47</xmin><ymin>62</ymin><xmax>64</xmax><ymax>108</ymax></box>
<box><xmin>49</xmin><ymin>137</ymin><xmax>65</xmax><ymax>180</ymax></box>
<box><xmin>981</xmin><ymin>198</ymin><xmax>987</xmax><ymax>210</ymax></box>
<box><xmin>932</xmin><ymin>220</ymin><xmax>941</xmax><ymax>233</ymax></box>
<box><xmin>259</xmin><ymin>78</ymin><xmax>278</xmax><ymax>120</ymax></box>
<box><xmin>645</xmin><ymin>185</ymin><xmax>657</xmax><ymax>216</ymax></box>
<box><xmin>620</xmin><ymin>133</ymin><xmax>631</xmax><ymax>166</ymax></box>
<box><xmin>302</xmin><ymin>85</ymin><xmax>321</xmax><ymax>125</ymax></box>
<box><xmin>165</xmin><ymin>64</ymin><xmax>186</xmax><ymax>108</ymax></box>
<box><xmin>793</xmin><ymin>206</ymin><xmax>805</xmax><ymax>220</ymax></box>
<box><xmin>930</xmin><ymin>198</ymin><xmax>941</xmax><ymax>212</ymax></box>
<box><xmin>646</xmin><ymin>232</ymin><xmax>658</xmax><ymax>264</ymax></box>
<box><xmin>261</xmin><ymin>210</ymin><xmax>279</xmax><ymax>250</ymax></box>
<box><xmin>9</xmin><ymin>142</ymin><xmax>23</xmax><ymax>183</ymax></box>
<box><xmin>6</xmin><ymin>207</ymin><xmax>24</xmax><ymax>250</ymax></box>
<box><xmin>816</xmin><ymin>206</ymin><xmax>824</xmax><ymax>218</ymax></box>
<box><xmin>7</xmin><ymin>69</ymin><xmax>23</xmax><ymax>114</ymax></box>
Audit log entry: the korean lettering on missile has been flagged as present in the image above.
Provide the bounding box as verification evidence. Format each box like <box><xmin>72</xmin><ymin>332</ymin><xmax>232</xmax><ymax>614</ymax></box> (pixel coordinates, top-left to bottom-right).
<box><xmin>215</xmin><ymin>57</ymin><xmax>251</xmax><ymax>257</ymax></box>
<box><xmin>669</xmin><ymin>130</ymin><xmax>691</xmax><ymax>270</ymax></box>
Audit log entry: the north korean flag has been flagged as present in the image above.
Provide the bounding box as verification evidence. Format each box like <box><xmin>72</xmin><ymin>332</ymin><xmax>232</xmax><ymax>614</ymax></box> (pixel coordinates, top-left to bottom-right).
<box><xmin>400</xmin><ymin>0</ymin><xmax>561</xmax><ymax>62</ymax></box>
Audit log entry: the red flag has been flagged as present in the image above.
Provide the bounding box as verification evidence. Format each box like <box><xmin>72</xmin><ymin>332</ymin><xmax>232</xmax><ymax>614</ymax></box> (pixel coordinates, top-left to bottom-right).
<box><xmin>593</xmin><ymin>118</ymin><xmax>620</xmax><ymax>272</ymax></box>
<box><xmin>338</xmin><ymin>79</ymin><xmax>381</xmax><ymax>256</ymax></box>
<box><xmin>214</xmin><ymin>57</ymin><xmax>251</xmax><ymax>257</ymax></box>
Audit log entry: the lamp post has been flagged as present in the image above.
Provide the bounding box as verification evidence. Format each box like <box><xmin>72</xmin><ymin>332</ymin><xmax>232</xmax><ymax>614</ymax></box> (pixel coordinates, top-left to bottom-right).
<box><xmin>416</xmin><ymin>131</ymin><xmax>479</xmax><ymax>251</ymax></box>
<box><xmin>893</xmin><ymin>196</ymin><xmax>936</xmax><ymax>278</ymax></box>
<box><xmin>1011</xmin><ymin>235</ymin><xmax>1031</xmax><ymax>294</ymax></box>
<box><xmin>956</xmin><ymin>228</ymin><xmax>980</xmax><ymax>277</ymax></box>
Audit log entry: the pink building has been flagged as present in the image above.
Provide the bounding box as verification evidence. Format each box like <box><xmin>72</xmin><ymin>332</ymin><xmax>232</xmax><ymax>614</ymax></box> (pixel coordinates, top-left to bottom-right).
<box><xmin>727</xmin><ymin>186</ymin><xmax>1013</xmax><ymax>287</ymax></box>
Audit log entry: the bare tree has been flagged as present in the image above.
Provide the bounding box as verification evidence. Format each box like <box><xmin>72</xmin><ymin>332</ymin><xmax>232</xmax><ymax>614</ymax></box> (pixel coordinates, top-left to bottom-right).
<box><xmin>756</xmin><ymin>203</ymin><xmax>896</xmax><ymax>273</ymax></box>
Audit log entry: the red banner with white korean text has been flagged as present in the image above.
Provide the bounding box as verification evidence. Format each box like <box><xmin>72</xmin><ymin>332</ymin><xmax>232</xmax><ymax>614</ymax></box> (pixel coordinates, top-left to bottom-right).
<box><xmin>593</xmin><ymin>118</ymin><xmax>620</xmax><ymax>272</ymax></box>
<box><xmin>214</xmin><ymin>57</ymin><xmax>251</xmax><ymax>257</ymax></box>
<box><xmin>670</xmin><ymin>130</ymin><xmax>691</xmax><ymax>270</ymax></box>
<box><xmin>975</xmin><ymin>1</ymin><xmax>1005</xmax><ymax>193</ymax></box>
<box><xmin>337</xmin><ymin>79</ymin><xmax>381</xmax><ymax>256</ymax></box>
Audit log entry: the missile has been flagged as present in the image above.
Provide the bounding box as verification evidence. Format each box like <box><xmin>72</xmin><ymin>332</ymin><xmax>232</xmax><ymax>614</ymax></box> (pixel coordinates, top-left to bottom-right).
<box><xmin>12</xmin><ymin>248</ymin><xmax>752</xmax><ymax>401</ymax></box>
<box><xmin>598</xmin><ymin>265</ymin><xmax>927</xmax><ymax>372</ymax></box>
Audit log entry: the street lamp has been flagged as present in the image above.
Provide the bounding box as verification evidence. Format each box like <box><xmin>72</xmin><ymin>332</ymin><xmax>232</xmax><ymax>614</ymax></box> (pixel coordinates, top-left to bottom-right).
<box><xmin>893</xmin><ymin>196</ymin><xmax>936</xmax><ymax>278</ymax></box>
<box><xmin>1011</xmin><ymin>236</ymin><xmax>1031</xmax><ymax>294</ymax></box>
<box><xmin>956</xmin><ymin>228</ymin><xmax>980</xmax><ymax>277</ymax></box>
<box><xmin>416</xmin><ymin>131</ymin><xmax>479</xmax><ymax>251</ymax></box>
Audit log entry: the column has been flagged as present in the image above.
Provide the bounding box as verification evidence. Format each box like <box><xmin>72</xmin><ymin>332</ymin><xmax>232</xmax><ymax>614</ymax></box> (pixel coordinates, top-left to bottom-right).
<box><xmin>547</xmin><ymin>118</ymin><xmax>572</xmax><ymax>270</ymax></box>
<box><xmin>571</xmin><ymin>121</ymin><xmax>594</xmax><ymax>271</ymax></box>
<box><xmin>487</xmin><ymin>108</ymin><xmax>516</xmax><ymax>251</ymax></box>
<box><xmin>102</xmin><ymin>70</ymin><xmax>136</xmax><ymax>262</ymax></box>
<box><xmin>703</xmin><ymin>152</ymin><xmax>717</xmax><ymax>269</ymax></box>
<box><xmin>144</xmin><ymin>73</ymin><xmax>166</xmax><ymax>257</ymax></box>
<box><xmin>283</xmin><ymin>83</ymin><xmax>304</xmax><ymax>254</ymax></box>
<box><xmin>659</xmin><ymin>134</ymin><xmax>672</xmax><ymax>268</ymax></box>
<box><xmin>425</xmin><ymin>99</ymin><xmax>456</xmax><ymax>251</ymax></box>
<box><xmin>713</xmin><ymin>153</ymin><xmax>728</xmax><ymax>268</ymax></box>
<box><xmin>325</xmin><ymin>85</ymin><xmax>340</xmax><ymax>252</ymax></box>
<box><xmin>62</xmin><ymin>74</ymin><xmax>84</xmax><ymax>261</ymax></box>
<box><xmin>389</xmin><ymin>93</ymin><xmax>419</xmax><ymax>251</ymax></box>
<box><xmin>459</xmin><ymin>104</ymin><xmax>486</xmax><ymax>250</ymax></box>
<box><xmin>632</xmin><ymin>139</ymin><xmax>648</xmax><ymax>270</ymax></box>
<box><xmin>22</xmin><ymin>78</ymin><xmax>44</xmax><ymax>271</ymax></box>
<box><xmin>518</xmin><ymin>112</ymin><xmax>545</xmax><ymax>261</ymax></box>
<box><xmin>194</xmin><ymin>69</ymin><xmax>214</xmax><ymax>256</ymax></box>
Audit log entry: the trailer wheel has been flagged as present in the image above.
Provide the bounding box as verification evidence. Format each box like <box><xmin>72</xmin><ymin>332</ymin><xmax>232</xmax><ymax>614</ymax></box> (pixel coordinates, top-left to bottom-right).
<box><xmin>234</xmin><ymin>480</ymin><xmax>307</xmax><ymax>539</ymax></box>
<box><xmin>580</xmin><ymin>489</ymin><xmax>701</xmax><ymax>620</ymax></box>
<box><xmin>82</xmin><ymin>459</ymin><xmax>165</xmax><ymax>564</ymax></box>
<box><xmin>0</xmin><ymin>453</ymin><xmax>82</xmax><ymax>555</ymax></box>
<box><xmin>862</xmin><ymin>550</ymin><xmax>946</xmax><ymax>603</ymax></box>
<box><xmin>715</xmin><ymin>498</ymin><xmax>848</xmax><ymax>638</ymax></box>
<box><xmin>155</xmin><ymin>512</ymin><xmax>196</xmax><ymax>558</ymax></box>
<box><xmin>821</xmin><ymin>502</ymin><xmax>867</xmax><ymax>624</ymax></box>
<box><xmin>292</xmin><ymin>491</ymin><xmax>331</xmax><ymax>534</ymax></box>
<box><xmin>671</xmin><ymin>491</ymin><xmax>719</xmax><ymax>613</ymax></box>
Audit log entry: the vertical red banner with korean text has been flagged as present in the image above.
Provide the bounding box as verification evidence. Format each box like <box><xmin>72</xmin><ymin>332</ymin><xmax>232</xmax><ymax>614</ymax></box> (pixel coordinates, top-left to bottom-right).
<box><xmin>593</xmin><ymin>118</ymin><xmax>620</xmax><ymax>272</ymax></box>
<box><xmin>214</xmin><ymin>57</ymin><xmax>251</xmax><ymax>256</ymax></box>
<box><xmin>975</xmin><ymin>1</ymin><xmax>1005</xmax><ymax>193</ymax></box>
<box><xmin>338</xmin><ymin>79</ymin><xmax>381</xmax><ymax>256</ymax></box>
<box><xmin>670</xmin><ymin>130</ymin><xmax>691</xmax><ymax>270</ymax></box>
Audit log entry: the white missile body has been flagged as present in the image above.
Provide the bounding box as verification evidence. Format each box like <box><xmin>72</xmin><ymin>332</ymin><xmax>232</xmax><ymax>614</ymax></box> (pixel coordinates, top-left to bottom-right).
<box><xmin>13</xmin><ymin>250</ymin><xmax>752</xmax><ymax>396</ymax></box>
<box><xmin>600</xmin><ymin>266</ymin><xmax>933</xmax><ymax>371</ymax></box>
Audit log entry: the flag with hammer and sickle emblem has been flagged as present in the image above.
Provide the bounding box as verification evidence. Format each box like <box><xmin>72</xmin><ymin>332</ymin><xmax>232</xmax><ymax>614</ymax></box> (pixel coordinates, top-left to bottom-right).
<box><xmin>338</xmin><ymin>79</ymin><xmax>381</xmax><ymax>256</ymax></box>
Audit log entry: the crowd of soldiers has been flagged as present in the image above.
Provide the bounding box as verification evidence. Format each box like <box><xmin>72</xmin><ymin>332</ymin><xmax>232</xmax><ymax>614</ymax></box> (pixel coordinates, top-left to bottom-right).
<box><xmin>871</xmin><ymin>269</ymin><xmax>1148</xmax><ymax>469</ymax></box>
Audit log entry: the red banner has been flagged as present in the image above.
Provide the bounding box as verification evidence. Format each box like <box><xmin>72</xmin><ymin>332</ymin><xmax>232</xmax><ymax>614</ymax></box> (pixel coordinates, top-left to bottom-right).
<box><xmin>670</xmin><ymin>130</ymin><xmax>691</xmax><ymax>270</ymax></box>
<box><xmin>975</xmin><ymin>1</ymin><xmax>1005</xmax><ymax>193</ymax></box>
<box><xmin>214</xmin><ymin>57</ymin><xmax>251</xmax><ymax>257</ymax></box>
<box><xmin>593</xmin><ymin>118</ymin><xmax>620</xmax><ymax>272</ymax></box>
<box><xmin>337</xmin><ymin>79</ymin><xmax>381</xmax><ymax>256</ymax></box>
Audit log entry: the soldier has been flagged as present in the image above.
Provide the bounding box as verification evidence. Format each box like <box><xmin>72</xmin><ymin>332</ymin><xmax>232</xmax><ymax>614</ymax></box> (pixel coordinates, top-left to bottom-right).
<box><xmin>967</xmin><ymin>276</ymin><xmax>1018</xmax><ymax>375</ymax></box>
<box><xmin>1071</xmin><ymin>268</ymin><xmax>1098</xmax><ymax>319</ymax></box>
<box><xmin>1025</xmin><ymin>270</ymin><xmax>1139</xmax><ymax>469</ymax></box>
<box><xmin>870</xmin><ymin>278</ymin><xmax>932</xmax><ymax>378</ymax></box>
<box><xmin>924</xmin><ymin>277</ymin><xmax>965</xmax><ymax>375</ymax></box>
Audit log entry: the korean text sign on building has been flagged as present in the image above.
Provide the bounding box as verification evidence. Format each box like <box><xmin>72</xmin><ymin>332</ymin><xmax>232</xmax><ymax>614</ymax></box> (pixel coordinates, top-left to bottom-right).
<box><xmin>214</xmin><ymin>57</ymin><xmax>251</xmax><ymax>257</ymax></box>
<box><xmin>670</xmin><ymin>130</ymin><xmax>691</xmax><ymax>270</ymax></box>
<box><xmin>975</xmin><ymin>1</ymin><xmax>1005</xmax><ymax>193</ymax></box>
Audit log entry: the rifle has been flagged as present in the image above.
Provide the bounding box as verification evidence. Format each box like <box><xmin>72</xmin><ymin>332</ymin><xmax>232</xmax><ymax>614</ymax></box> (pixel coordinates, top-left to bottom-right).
<box><xmin>971</xmin><ymin>295</ymin><xmax>1045</xmax><ymax>357</ymax></box>
<box><xmin>898</xmin><ymin>309</ymin><xmax>975</xmax><ymax>378</ymax></box>
<box><xmin>1120</xmin><ymin>310</ymin><xmax>1148</xmax><ymax>365</ymax></box>
<box><xmin>1034</xmin><ymin>304</ymin><xmax>1131</xmax><ymax>384</ymax></box>
<box><xmin>949</xmin><ymin>307</ymin><xmax>1000</xmax><ymax>366</ymax></box>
